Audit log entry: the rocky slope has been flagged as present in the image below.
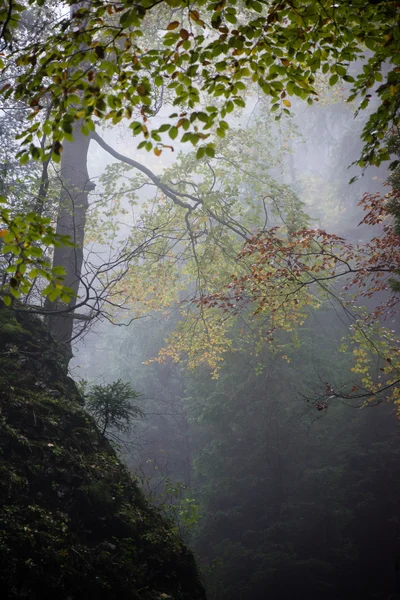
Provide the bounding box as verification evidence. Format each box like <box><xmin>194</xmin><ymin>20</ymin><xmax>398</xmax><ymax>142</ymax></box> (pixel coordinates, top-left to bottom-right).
<box><xmin>0</xmin><ymin>303</ymin><xmax>205</xmax><ymax>600</ymax></box>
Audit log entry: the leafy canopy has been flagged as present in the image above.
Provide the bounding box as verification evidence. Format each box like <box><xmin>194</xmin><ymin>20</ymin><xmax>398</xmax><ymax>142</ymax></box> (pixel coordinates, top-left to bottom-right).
<box><xmin>91</xmin><ymin>110</ymin><xmax>307</xmax><ymax>375</ymax></box>
<box><xmin>1</xmin><ymin>0</ymin><xmax>399</xmax><ymax>167</ymax></box>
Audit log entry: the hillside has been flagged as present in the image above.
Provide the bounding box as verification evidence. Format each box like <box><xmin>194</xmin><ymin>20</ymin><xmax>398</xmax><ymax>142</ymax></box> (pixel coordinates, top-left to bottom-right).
<box><xmin>0</xmin><ymin>303</ymin><xmax>205</xmax><ymax>600</ymax></box>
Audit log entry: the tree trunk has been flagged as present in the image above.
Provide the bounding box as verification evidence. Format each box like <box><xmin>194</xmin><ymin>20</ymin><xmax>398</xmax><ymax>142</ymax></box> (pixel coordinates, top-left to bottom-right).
<box><xmin>45</xmin><ymin>127</ymin><xmax>92</xmax><ymax>363</ymax></box>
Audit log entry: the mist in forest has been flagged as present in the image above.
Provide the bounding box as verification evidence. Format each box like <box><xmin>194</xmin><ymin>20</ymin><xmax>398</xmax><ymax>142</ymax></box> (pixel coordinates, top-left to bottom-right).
<box><xmin>1</xmin><ymin>2</ymin><xmax>400</xmax><ymax>597</ymax></box>
<box><xmin>70</xmin><ymin>96</ymin><xmax>400</xmax><ymax>600</ymax></box>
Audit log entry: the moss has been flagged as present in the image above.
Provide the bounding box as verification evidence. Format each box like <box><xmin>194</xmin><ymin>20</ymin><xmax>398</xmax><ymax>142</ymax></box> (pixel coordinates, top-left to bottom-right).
<box><xmin>0</xmin><ymin>303</ymin><xmax>206</xmax><ymax>600</ymax></box>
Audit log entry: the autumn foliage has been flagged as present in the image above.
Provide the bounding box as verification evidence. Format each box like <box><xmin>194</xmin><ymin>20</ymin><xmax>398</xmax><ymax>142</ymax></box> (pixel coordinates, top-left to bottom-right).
<box><xmin>216</xmin><ymin>189</ymin><xmax>400</xmax><ymax>316</ymax></box>
<box><xmin>194</xmin><ymin>173</ymin><xmax>400</xmax><ymax>410</ymax></box>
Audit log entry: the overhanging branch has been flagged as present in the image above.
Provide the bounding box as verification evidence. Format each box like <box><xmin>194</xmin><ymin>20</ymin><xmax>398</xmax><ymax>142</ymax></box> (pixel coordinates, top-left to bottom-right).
<box><xmin>90</xmin><ymin>131</ymin><xmax>249</xmax><ymax>239</ymax></box>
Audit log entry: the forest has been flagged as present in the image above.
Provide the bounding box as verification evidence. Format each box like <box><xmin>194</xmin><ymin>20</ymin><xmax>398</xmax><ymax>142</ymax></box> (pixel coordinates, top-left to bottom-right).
<box><xmin>0</xmin><ymin>1</ymin><xmax>400</xmax><ymax>598</ymax></box>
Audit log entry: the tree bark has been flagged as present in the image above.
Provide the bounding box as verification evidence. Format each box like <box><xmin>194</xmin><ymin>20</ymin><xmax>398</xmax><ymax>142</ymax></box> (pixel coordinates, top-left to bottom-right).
<box><xmin>45</xmin><ymin>127</ymin><xmax>92</xmax><ymax>362</ymax></box>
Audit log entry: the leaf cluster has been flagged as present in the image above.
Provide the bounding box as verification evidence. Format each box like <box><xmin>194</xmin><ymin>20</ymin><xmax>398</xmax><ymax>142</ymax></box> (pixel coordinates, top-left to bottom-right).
<box><xmin>0</xmin><ymin>0</ymin><xmax>398</xmax><ymax>167</ymax></box>
<box><xmin>0</xmin><ymin>196</ymin><xmax>75</xmax><ymax>305</ymax></box>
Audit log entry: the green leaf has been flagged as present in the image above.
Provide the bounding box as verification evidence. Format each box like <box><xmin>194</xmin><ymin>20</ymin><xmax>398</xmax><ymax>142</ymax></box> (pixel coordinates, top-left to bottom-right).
<box><xmin>43</xmin><ymin>122</ymin><xmax>52</xmax><ymax>136</ymax></box>
<box><xmin>52</xmin><ymin>265</ymin><xmax>66</xmax><ymax>276</ymax></box>
<box><xmin>120</xmin><ymin>8</ymin><xmax>140</xmax><ymax>28</ymax></box>
<box><xmin>169</xmin><ymin>126</ymin><xmax>178</xmax><ymax>140</ymax></box>
<box><xmin>205</xmin><ymin>145</ymin><xmax>215</xmax><ymax>158</ymax></box>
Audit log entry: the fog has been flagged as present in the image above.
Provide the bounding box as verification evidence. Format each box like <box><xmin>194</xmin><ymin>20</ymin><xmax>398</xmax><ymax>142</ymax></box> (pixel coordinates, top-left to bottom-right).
<box><xmin>68</xmin><ymin>90</ymin><xmax>400</xmax><ymax>600</ymax></box>
<box><xmin>2</xmin><ymin>2</ymin><xmax>400</xmax><ymax>598</ymax></box>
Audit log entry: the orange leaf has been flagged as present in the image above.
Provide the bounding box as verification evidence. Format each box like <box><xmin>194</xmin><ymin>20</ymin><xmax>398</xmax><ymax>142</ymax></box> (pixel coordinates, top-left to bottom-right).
<box><xmin>0</xmin><ymin>229</ymin><xmax>8</xmax><ymax>237</ymax></box>
<box><xmin>167</xmin><ymin>21</ymin><xmax>180</xmax><ymax>30</ymax></box>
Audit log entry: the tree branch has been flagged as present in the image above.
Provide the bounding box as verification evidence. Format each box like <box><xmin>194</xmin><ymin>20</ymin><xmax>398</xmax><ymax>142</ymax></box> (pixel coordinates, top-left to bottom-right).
<box><xmin>90</xmin><ymin>131</ymin><xmax>249</xmax><ymax>239</ymax></box>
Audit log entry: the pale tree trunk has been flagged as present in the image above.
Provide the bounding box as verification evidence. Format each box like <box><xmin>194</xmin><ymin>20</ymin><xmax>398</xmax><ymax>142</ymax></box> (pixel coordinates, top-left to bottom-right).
<box><xmin>45</xmin><ymin>0</ymin><xmax>94</xmax><ymax>364</ymax></box>
<box><xmin>45</xmin><ymin>127</ymin><xmax>93</xmax><ymax>363</ymax></box>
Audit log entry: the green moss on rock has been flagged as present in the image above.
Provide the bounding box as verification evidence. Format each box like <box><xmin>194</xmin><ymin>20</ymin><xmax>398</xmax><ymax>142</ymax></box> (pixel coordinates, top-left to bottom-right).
<box><xmin>0</xmin><ymin>303</ymin><xmax>205</xmax><ymax>600</ymax></box>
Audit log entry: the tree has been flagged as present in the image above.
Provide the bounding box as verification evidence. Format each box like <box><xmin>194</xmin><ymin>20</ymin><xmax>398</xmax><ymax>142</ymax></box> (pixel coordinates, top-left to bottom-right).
<box><xmin>92</xmin><ymin>107</ymin><xmax>308</xmax><ymax>372</ymax></box>
<box><xmin>0</xmin><ymin>0</ymin><xmax>399</xmax><ymax>370</ymax></box>
<box><xmin>83</xmin><ymin>379</ymin><xmax>144</xmax><ymax>437</ymax></box>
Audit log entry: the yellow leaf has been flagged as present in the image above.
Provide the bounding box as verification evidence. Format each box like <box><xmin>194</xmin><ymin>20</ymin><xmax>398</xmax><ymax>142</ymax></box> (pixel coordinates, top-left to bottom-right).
<box><xmin>283</xmin><ymin>99</ymin><xmax>291</xmax><ymax>108</ymax></box>
<box><xmin>154</xmin><ymin>148</ymin><xmax>162</xmax><ymax>157</ymax></box>
<box><xmin>0</xmin><ymin>229</ymin><xmax>8</xmax><ymax>237</ymax></box>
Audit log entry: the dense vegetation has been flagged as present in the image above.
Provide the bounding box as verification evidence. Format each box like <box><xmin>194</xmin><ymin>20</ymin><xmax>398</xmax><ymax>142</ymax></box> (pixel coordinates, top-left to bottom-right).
<box><xmin>190</xmin><ymin>343</ymin><xmax>400</xmax><ymax>599</ymax></box>
<box><xmin>0</xmin><ymin>302</ymin><xmax>205</xmax><ymax>599</ymax></box>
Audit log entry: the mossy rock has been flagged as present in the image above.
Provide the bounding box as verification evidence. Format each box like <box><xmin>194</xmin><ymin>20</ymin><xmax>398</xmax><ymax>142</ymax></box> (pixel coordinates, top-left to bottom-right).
<box><xmin>0</xmin><ymin>303</ymin><xmax>206</xmax><ymax>600</ymax></box>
